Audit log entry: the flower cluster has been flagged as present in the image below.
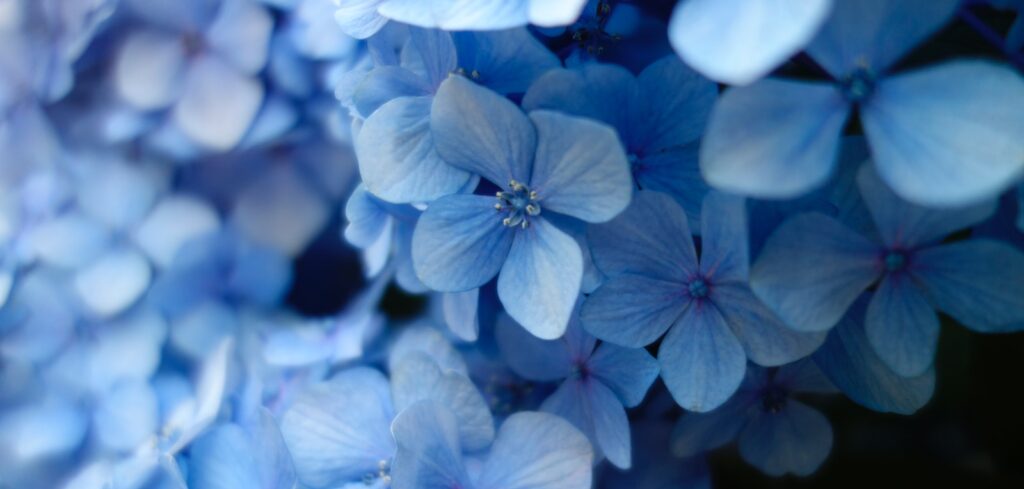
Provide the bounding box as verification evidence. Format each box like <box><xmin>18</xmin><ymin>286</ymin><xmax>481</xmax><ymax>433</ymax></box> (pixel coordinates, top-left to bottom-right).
<box><xmin>2</xmin><ymin>1</ymin><xmax>1023</xmax><ymax>488</ymax></box>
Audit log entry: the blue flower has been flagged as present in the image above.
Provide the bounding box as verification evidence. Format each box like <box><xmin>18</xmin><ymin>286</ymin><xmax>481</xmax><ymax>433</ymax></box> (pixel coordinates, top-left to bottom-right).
<box><xmin>390</xmin><ymin>400</ymin><xmax>593</xmax><ymax>489</ymax></box>
<box><xmin>581</xmin><ymin>191</ymin><xmax>825</xmax><ymax>412</ymax></box>
<box><xmin>495</xmin><ymin>305</ymin><xmax>659</xmax><ymax>468</ymax></box>
<box><xmin>700</xmin><ymin>0</ymin><xmax>1024</xmax><ymax>207</ymax></box>
<box><xmin>671</xmin><ymin>360</ymin><xmax>836</xmax><ymax>477</ymax></box>
<box><xmin>523</xmin><ymin>56</ymin><xmax>717</xmax><ymax>226</ymax></box>
<box><xmin>412</xmin><ymin>75</ymin><xmax>632</xmax><ymax>339</ymax></box>
<box><xmin>752</xmin><ymin>164</ymin><xmax>1024</xmax><ymax>376</ymax></box>
<box><xmin>669</xmin><ymin>0</ymin><xmax>832</xmax><ymax>85</ymax></box>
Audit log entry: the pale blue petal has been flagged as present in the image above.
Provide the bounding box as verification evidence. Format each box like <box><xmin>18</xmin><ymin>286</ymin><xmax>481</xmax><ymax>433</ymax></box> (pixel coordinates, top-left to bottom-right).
<box><xmin>521</xmin><ymin>64</ymin><xmax>637</xmax><ymax>136</ymax></box>
<box><xmin>913</xmin><ymin>240</ymin><xmax>1024</xmax><ymax>333</ymax></box>
<box><xmin>660</xmin><ymin>305</ymin><xmax>747</xmax><ymax>412</ymax></box>
<box><xmin>431</xmin><ymin>75</ymin><xmax>535</xmax><ymax>186</ymax></box>
<box><xmin>813</xmin><ymin>313</ymin><xmax>935</xmax><ymax>414</ymax></box>
<box><xmin>28</xmin><ymin>213</ymin><xmax>110</xmax><ymax>268</ymax></box>
<box><xmin>334</xmin><ymin>0</ymin><xmax>388</xmax><ymax>39</ymax></box>
<box><xmin>390</xmin><ymin>353</ymin><xmax>495</xmax><ymax>452</ymax></box>
<box><xmin>134</xmin><ymin>196</ymin><xmax>221</xmax><ymax>270</ymax></box>
<box><xmin>527</xmin><ymin>110</ymin><xmax>632</xmax><ymax>223</ymax></box>
<box><xmin>412</xmin><ymin>194</ymin><xmax>514</xmax><ymax>292</ymax></box>
<box><xmin>527</xmin><ymin>0</ymin><xmax>587</xmax><ymax>26</ymax></box>
<box><xmin>806</xmin><ymin>0</ymin><xmax>959</xmax><ymax>76</ymax></box>
<box><xmin>589</xmin><ymin>381</ymin><xmax>632</xmax><ymax>469</ymax></box>
<box><xmin>356</xmin><ymin>96</ymin><xmax>472</xmax><ymax>203</ymax></box>
<box><xmin>405</xmin><ymin>28</ymin><xmax>457</xmax><ymax>89</ymax></box>
<box><xmin>713</xmin><ymin>283</ymin><xmax>828</xmax><ymax>366</ymax></box>
<box><xmin>205</xmin><ymin>0</ymin><xmax>273</xmax><ymax>74</ymax></box>
<box><xmin>442</xmin><ymin>289</ymin><xmax>479</xmax><ymax>341</ymax></box>
<box><xmin>700</xmin><ymin>79</ymin><xmax>849</xmax><ymax>198</ymax></box>
<box><xmin>635</xmin><ymin>55</ymin><xmax>717</xmax><ymax>152</ymax></box>
<box><xmin>495</xmin><ymin>312</ymin><xmax>573</xmax><ymax>382</ymax></box>
<box><xmin>251</xmin><ymin>409</ymin><xmax>299</xmax><ymax>489</ymax></box>
<box><xmin>113</xmin><ymin>29</ymin><xmax>185</xmax><ymax>110</ymax></box>
<box><xmin>750</xmin><ymin>213</ymin><xmax>881</xmax><ymax>332</ymax></box>
<box><xmin>737</xmin><ymin>400</ymin><xmax>832</xmax><ymax>476</ymax></box>
<box><xmin>73</xmin><ymin>248</ymin><xmax>152</xmax><ymax>318</ymax></box>
<box><xmin>390</xmin><ymin>401</ymin><xmax>470</xmax><ymax>489</ymax></box>
<box><xmin>856</xmin><ymin>164</ymin><xmax>997</xmax><ymax>249</ymax></box>
<box><xmin>344</xmin><ymin>184</ymin><xmax>391</xmax><ymax>249</ymax></box>
<box><xmin>476</xmin><ymin>411</ymin><xmax>593</xmax><ymax>489</ymax></box>
<box><xmin>352</xmin><ymin>66</ymin><xmax>431</xmax><ymax>118</ymax></box>
<box><xmin>699</xmin><ymin>191</ymin><xmax>749</xmax><ymax>283</ymax></box>
<box><xmin>588</xmin><ymin>343</ymin><xmax>660</xmax><ymax>408</ymax></box>
<box><xmin>93</xmin><ymin>380</ymin><xmax>158</xmax><ymax>453</ymax></box>
<box><xmin>172</xmin><ymin>55</ymin><xmax>263</xmax><ymax>151</ymax></box>
<box><xmin>388</xmin><ymin>324</ymin><xmax>469</xmax><ymax>375</ymax></box>
<box><xmin>588</xmin><ymin>190</ymin><xmax>697</xmax><ymax>281</ymax></box>
<box><xmin>498</xmin><ymin>218</ymin><xmax>582</xmax><ymax>339</ymax></box>
<box><xmin>453</xmin><ymin>28</ymin><xmax>560</xmax><ymax>94</ymax></box>
<box><xmin>580</xmin><ymin>274</ymin><xmax>685</xmax><ymax>348</ymax></box>
<box><xmin>670</xmin><ymin>394</ymin><xmax>749</xmax><ymax>457</ymax></box>
<box><xmin>188</xmin><ymin>424</ymin><xmax>262</xmax><ymax>489</ymax></box>
<box><xmin>862</xmin><ymin>61</ymin><xmax>1024</xmax><ymax>207</ymax></box>
<box><xmin>865</xmin><ymin>274</ymin><xmax>939</xmax><ymax>377</ymax></box>
<box><xmin>0</xmin><ymin>395</ymin><xmax>87</xmax><ymax>460</ymax></box>
<box><xmin>669</xmin><ymin>0</ymin><xmax>831</xmax><ymax>85</ymax></box>
<box><xmin>280</xmin><ymin>368</ymin><xmax>396</xmax><ymax>488</ymax></box>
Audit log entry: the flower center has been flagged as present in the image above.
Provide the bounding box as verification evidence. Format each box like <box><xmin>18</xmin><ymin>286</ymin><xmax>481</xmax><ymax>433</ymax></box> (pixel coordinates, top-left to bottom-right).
<box><xmin>687</xmin><ymin>278</ymin><xmax>709</xmax><ymax>299</ymax></box>
<box><xmin>884</xmin><ymin>250</ymin><xmax>907</xmax><ymax>273</ymax></box>
<box><xmin>495</xmin><ymin>180</ymin><xmax>540</xmax><ymax>229</ymax></box>
<box><xmin>363</xmin><ymin>459</ymin><xmax>391</xmax><ymax>485</ymax></box>
<box><xmin>453</xmin><ymin>67</ymin><xmax>482</xmax><ymax>81</ymax></box>
<box><xmin>838</xmin><ymin>66</ymin><xmax>876</xmax><ymax>103</ymax></box>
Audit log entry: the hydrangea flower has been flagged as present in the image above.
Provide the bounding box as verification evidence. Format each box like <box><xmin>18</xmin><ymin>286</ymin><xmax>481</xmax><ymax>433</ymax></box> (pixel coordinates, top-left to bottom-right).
<box><xmin>412</xmin><ymin>75</ymin><xmax>632</xmax><ymax>339</ymax></box>
<box><xmin>522</xmin><ymin>56</ymin><xmax>717</xmax><ymax>225</ymax></box>
<box><xmin>671</xmin><ymin>361</ymin><xmax>836</xmax><ymax>476</ymax></box>
<box><xmin>753</xmin><ymin>164</ymin><xmax>1024</xmax><ymax>376</ymax></box>
<box><xmin>581</xmin><ymin>191</ymin><xmax>825</xmax><ymax>412</ymax></box>
<box><xmin>495</xmin><ymin>306</ymin><xmax>659</xmax><ymax>468</ymax></box>
<box><xmin>700</xmin><ymin>0</ymin><xmax>1024</xmax><ymax>207</ymax></box>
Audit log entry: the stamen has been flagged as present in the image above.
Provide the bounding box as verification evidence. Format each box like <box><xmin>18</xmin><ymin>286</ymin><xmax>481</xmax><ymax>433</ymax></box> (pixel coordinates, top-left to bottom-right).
<box><xmin>496</xmin><ymin>180</ymin><xmax>541</xmax><ymax>228</ymax></box>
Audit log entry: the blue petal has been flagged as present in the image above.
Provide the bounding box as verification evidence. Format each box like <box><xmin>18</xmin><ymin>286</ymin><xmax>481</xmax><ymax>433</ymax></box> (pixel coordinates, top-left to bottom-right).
<box><xmin>352</xmin><ymin>66</ymin><xmax>432</xmax><ymax>119</ymax></box>
<box><xmin>813</xmin><ymin>311</ymin><xmax>935</xmax><ymax>414</ymax></box>
<box><xmin>497</xmin><ymin>217</ymin><xmax>582</xmax><ymax>339</ymax></box>
<box><xmin>28</xmin><ymin>213</ymin><xmax>110</xmax><ymax>268</ymax></box>
<box><xmin>632</xmin><ymin>150</ymin><xmax>708</xmax><ymax>231</ymax></box>
<box><xmin>660</xmin><ymin>305</ymin><xmax>747</xmax><ymax>412</ymax></box>
<box><xmin>855</xmin><ymin>164</ymin><xmax>997</xmax><ymax>249</ymax></box>
<box><xmin>390</xmin><ymin>353</ymin><xmax>495</xmax><ymax>452</ymax></box>
<box><xmin>73</xmin><ymin>248</ymin><xmax>152</xmax><ymax>318</ymax></box>
<box><xmin>390</xmin><ymin>401</ymin><xmax>471</xmax><ymax>489</ymax></box>
<box><xmin>93</xmin><ymin>380</ymin><xmax>159</xmax><ymax>453</ymax></box>
<box><xmin>77</xmin><ymin>160</ymin><xmax>160</xmax><ymax>231</ymax></box>
<box><xmin>412</xmin><ymin>194</ymin><xmax>514</xmax><ymax>292</ymax></box>
<box><xmin>588</xmin><ymin>190</ymin><xmax>698</xmax><ymax>281</ymax></box>
<box><xmin>279</xmin><ymin>368</ymin><xmax>396</xmax><ymax>488</ymax></box>
<box><xmin>521</xmin><ymin>63</ymin><xmax>637</xmax><ymax>137</ymax></box>
<box><xmin>527</xmin><ymin>110</ymin><xmax>632</xmax><ymax>223</ymax></box>
<box><xmin>862</xmin><ymin>61</ymin><xmax>1024</xmax><ymax>207</ymax></box>
<box><xmin>865</xmin><ymin>274</ymin><xmax>939</xmax><ymax>377</ymax></box>
<box><xmin>634</xmin><ymin>55</ymin><xmax>717</xmax><ymax>154</ymax></box>
<box><xmin>356</xmin><ymin>95</ymin><xmax>472</xmax><ymax>204</ymax></box>
<box><xmin>670</xmin><ymin>393</ymin><xmax>750</xmax><ymax>457</ymax></box>
<box><xmin>453</xmin><ymin>28</ymin><xmax>560</xmax><ymax>94</ymax></box>
<box><xmin>580</xmin><ymin>274</ymin><xmax>685</xmax><ymax>348</ymax></box>
<box><xmin>526</xmin><ymin>0</ymin><xmax>588</xmax><ymax>27</ymax></box>
<box><xmin>713</xmin><ymin>283</ymin><xmax>827</xmax><ymax>367</ymax></box>
<box><xmin>172</xmin><ymin>55</ymin><xmax>263</xmax><ymax>151</ymax></box>
<box><xmin>542</xmin><ymin>379</ymin><xmax>631</xmax><ymax>469</ymax></box>
<box><xmin>700</xmin><ymin>79</ymin><xmax>850</xmax><ymax>198</ymax></box>
<box><xmin>913</xmin><ymin>239</ymin><xmax>1024</xmax><ymax>333</ymax></box>
<box><xmin>388</xmin><ymin>324</ymin><xmax>469</xmax><ymax>375</ymax></box>
<box><xmin>495</xmin><ymin>312</ymin><xmax>574</xmax><ymax>382</ymax></box>
<box><xmin>442</xmin><ymin>289</ymin><xmax>479</xmax><ymax>341</ymax></box>
<box><xmin>476</xmin><ymin>411</ymin><xmax>593</xmax><ymax>489</ymax></box>
<box><xmin>737</xmin><ymin>400</ymin><xmax>832</xmax><ymax>476</ymax></box>
<box><xmin>431</xmin><ymin>75</ymin><xmax>535</xmax><ymax>187</ymax></box>
<box><xmin>113</xmin><ymin>29</ymin><xmax>186</xmax><ymax>110</ymax></box>
<box><xmin>205</xmin><ymin>0</ymin><xmax>273</xmax><ymax>75</ymax></box>
<box><xmin>806</xmin><ymin>0</ymin><xmax>959</xmax><ymax>76</ymax></box>
<box><xmin>334</xmin><ymin>0</ymin><xmax>388</xmax><ymax>39</ymax></box>
<box><xmin>0</xmin><ymin>394</ymin><xmax>87</xmax><ymax>461</ymax></box>
<box><xmin>134</xmin><ymin>196</ymin><xmax>221</xmax><ymax>269</ymax></box>
<box><xmin>588</xmin><ymin>343</ymin><xmax>660</xmax><ymax>408</ymax></box>
<box><xmin>405</xmin><ymin>28</ymin><xmax>457</xmax><ymax>90</ymax></box>
<box><xmin>188</xmin><ymin>424</ymin><xmax>263</xmax><ymax>489</ymax></box>
<box><xmin>344</xmin><ymin>186</ymin><xmax>391</xmax><ymax>252</ymax></box>
<box><xmin>750</xmin><ymin>213</ymin><xmax>881</xmax><ymax>332</ymax></box>
<box><xmin>699</xmin><ymin>191</ymin><xmax>749</xmax><ymax>283</ymax></box>
<box><xmin>669</xmin><ymin>0</ymin><xmax>831</xmax><ymax>85</ymax></box>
